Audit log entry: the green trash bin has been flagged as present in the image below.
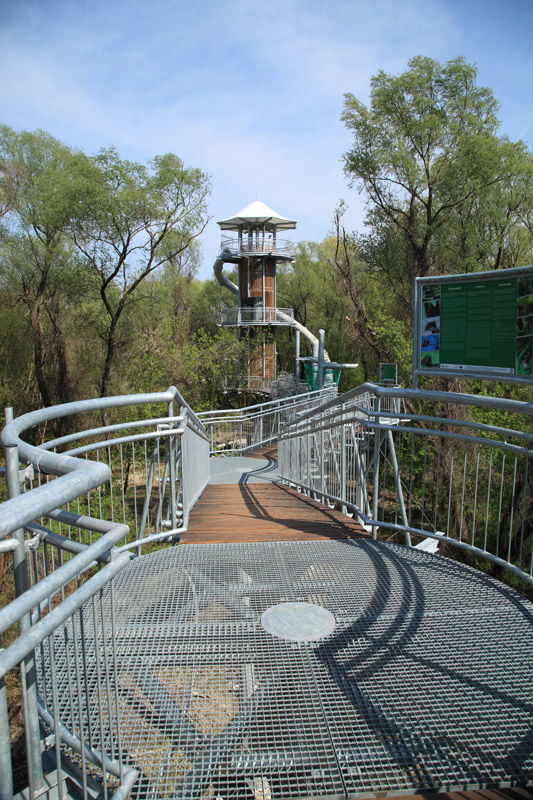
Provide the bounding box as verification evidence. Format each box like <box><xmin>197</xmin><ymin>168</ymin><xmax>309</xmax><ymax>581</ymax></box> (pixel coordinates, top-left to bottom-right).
<box><xmin>303</xmin><ymin>362</ymin><xmax>341</xmax><ymax>391</ymax></box>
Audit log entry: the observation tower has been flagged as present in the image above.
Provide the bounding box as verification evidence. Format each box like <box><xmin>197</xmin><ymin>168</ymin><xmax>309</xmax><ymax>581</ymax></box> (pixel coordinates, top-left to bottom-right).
<box><xmin>214</xmin><ymin>200</ymin><xmax>298</xmax><ymax>395</ymax></box>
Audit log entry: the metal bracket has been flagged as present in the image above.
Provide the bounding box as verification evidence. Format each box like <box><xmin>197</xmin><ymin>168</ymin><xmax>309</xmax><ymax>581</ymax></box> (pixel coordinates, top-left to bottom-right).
<box><xmin>19</xmin><ymin>464</ymin><xmax>35</xmax><ymax>483</ymax></box>
<box><xmin>24</xmin><ymin>534</ymin><xmax>41</xmax><ymax>552</ymax></box>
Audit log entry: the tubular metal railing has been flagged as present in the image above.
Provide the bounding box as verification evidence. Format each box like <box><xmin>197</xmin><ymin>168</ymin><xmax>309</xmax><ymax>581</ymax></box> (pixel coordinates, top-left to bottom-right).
<box><xmin>219</xmin><ymin>307</ymin><xmax>295</xmax><ymax>326</ymax></box>
<box><xmin>222</xmin><ymin>374</ymin><xmax>275</xmax><ymax>394</ymax></box>
<box><xmin>199</xmin><ymin>386</ymin><xmax>337</xmax><ymax>455</ymax></box>
<box><xmin>278</xmin><ymin>382</ymin><xmax>533</xmax><ymax>585</ymax></box>
<box><xmin>220</xmin><ymin>237</ymin><xmax>294</xmax><ymax>258</ymax></box>
<box><xmin>0</xmin><ymin>387</ymin><xmax>209</xmax><ymax>800</ymax></box>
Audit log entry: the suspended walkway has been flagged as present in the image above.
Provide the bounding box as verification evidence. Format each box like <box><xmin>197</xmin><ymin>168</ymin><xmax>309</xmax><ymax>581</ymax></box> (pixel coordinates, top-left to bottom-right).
<box><xmin>0</xmin><ymin>385</ymin><xmax>532</xmax><ymax>800</ymax></box>
<box><xmin>182</xmin><ymin>452</ymin><xmax>368</xmax><ymax>544</ymax></box>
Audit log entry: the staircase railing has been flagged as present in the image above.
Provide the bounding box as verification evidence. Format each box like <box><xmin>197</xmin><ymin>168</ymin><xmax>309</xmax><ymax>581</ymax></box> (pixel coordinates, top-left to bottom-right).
<box><xmin>278</xmin><ymin>382</ymin><xmax>533</xmax><ymax>586</ymax></box>
<box><xmin>0</xmin><ymin>387</ymin><xmax>209</xmax><ymax>799</ymax></box>
<box><xmin>199</xmin><ymin>386</ymin><xmax>337</xmax><ymax>455</ymax></box>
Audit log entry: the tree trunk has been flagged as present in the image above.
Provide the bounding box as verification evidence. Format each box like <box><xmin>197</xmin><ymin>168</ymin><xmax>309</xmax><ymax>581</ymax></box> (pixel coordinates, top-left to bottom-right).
<box><xmin>26</xmin><ymin>297</ymin><xmax>51</xmax><ymax>408</ymax></box>
<box><xmin>100</xmin><ymin>313</ymin><xmax>119</xmax><ymax>400</ymax></box>
<box><xmin>47</xmin><ymin>299</ymin><xmax>73</xmax><ymax>406</ymax></box>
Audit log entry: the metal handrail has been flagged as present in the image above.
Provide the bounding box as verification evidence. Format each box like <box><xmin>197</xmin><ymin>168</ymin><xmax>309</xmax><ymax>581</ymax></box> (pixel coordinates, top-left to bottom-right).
<box><xmin>286</xmin><ymin>381</ymin><xmax>533</xmax><ymax>421</ymax></box>
<box><xmin>199</xmin><ymin>387</ymin><xmax>332</xmax><ymax>418</ymax></box>
<box><xmin>220</xmin><ymin>236</ymin><xmax>294</xmax><ymax>257</ymax></box>
<box><xmin>219</xmin><ymin>307</ymin><xmax>295</xmax><ymax>325</ymax></box>
<box><xmin>0</xmin><ymin>386</ymin><xmax>210</xmax><ymax>799</ymax></box>
<box><xmin>199</xmin><ymin>386</ymin><xmax>336</xmax><ymax>454</ymax></box>
<box><xmin>278</xmin><ymin>383</ymin><xmax>533</xmax><ymax>585</ymax></box>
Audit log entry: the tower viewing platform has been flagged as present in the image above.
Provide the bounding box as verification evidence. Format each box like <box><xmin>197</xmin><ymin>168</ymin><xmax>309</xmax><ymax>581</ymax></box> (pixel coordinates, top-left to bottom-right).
<box><xmin>220</xmin><ymin>236</ymin><xmax>294</xmax><ymax>261</ymax></box>
<box><xmin>218</xmin><ymin>200</ymin><xmax>296</xmax><ymax>262</ymax></box>
<box><xmin>219</xmin><ymin>306</ymin><xmax>295</xmax><ymax>326</ymax></box>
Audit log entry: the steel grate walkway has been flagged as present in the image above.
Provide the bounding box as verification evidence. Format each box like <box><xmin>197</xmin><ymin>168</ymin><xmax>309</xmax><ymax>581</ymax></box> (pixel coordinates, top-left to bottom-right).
<box><xmin>42</xmin><ymin>539</ymin><xmax>533</xmax><ymax>799</ymax></box>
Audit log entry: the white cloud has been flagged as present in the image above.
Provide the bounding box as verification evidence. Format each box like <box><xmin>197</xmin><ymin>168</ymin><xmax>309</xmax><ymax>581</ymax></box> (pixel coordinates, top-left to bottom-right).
<box><xmin>0</xmin><ymin>0</ymin><xmax>529</xmax><ymax>279</ymax></box>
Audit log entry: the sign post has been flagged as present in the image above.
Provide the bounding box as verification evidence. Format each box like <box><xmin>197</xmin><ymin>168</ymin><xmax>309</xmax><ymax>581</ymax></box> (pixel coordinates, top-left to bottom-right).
<box><xmin>413</xmin><ymin>265</ymin><xmax>533</xmax><ymax>386</ymax></box>
<box><xmin>379</xmin><ymin>363</ymin><xmax>398</xmax><ymax>384</ymax></box>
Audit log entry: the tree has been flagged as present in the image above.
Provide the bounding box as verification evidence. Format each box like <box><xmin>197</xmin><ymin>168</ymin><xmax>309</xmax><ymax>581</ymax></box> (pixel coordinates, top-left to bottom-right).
<box><xmin>0</xmin><ymin>126</ymin><xmax>100</xmax><ymax>409</ymax></box>
<box><xmin>342</xmin><ymin>56</ymin><xmax>532</xmax><ymax>287</ymax></box>
<box><xmin>71</xmin><ymin>148</ymin><xmax>210</xmax><ymax>397</ymax></box>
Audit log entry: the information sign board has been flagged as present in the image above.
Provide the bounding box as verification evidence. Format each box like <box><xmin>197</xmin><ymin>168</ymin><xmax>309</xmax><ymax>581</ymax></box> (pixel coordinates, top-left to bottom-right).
<box><xmin>379</xmin><ymin>363</ymin><xmax>398</xmax><ymax>383</ymax></box>
<box><xmin>414</xmin><ymin>266</ymin><xmax>533</xmax><ymax>384</ymax></box>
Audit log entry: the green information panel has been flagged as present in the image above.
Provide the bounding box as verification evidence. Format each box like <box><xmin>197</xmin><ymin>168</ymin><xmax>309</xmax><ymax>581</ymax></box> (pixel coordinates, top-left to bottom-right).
<box><xmin>379</xmin><ymin>363</ymin><xmax>398</xmax><ymax>383</ymax></box>
<box><xmin>416</xmin><ymin>267</ymin><xmax>532</xmax><ymax>382</ymax></box>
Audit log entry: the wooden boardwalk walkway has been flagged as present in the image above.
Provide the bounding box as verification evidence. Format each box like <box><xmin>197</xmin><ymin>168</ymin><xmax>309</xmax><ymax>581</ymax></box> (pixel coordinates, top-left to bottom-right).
<box><xmin>181</xmin><ymin>481</ymin><xmax>368</xmax><ymax>544</ymax></box>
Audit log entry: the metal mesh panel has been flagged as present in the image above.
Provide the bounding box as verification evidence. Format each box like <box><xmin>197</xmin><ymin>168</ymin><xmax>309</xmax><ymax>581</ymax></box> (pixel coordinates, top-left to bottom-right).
<box><xmin>42</xmin><ymin>540</ymin><xmax>533</xmax><ymax>799</ymax></box>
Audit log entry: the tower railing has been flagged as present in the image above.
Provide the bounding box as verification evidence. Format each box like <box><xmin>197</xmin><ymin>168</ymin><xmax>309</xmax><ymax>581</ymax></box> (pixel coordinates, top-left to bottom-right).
<box><xmin>0</xmin><ymin>387</ymin><xmax>209</xmax><ymax>799</ymax></box>
<box><xmin>278</xmin><ymin>382</ymin><xmax>533</xmax><ymax>585</ymax></box>
<box><xmin>220</xmin><ymin>237</ymin><xmax>294</xmax><ymax>258</ymax></box>
<box><xmin>219</xmin><ymin>307</ymin><xmax>295</xmax><ymax>326</ymax></box>
<box><xmin>199</xmin><ymin>386</ymin><xmax>337</xmax><ymax>455</ymax></box>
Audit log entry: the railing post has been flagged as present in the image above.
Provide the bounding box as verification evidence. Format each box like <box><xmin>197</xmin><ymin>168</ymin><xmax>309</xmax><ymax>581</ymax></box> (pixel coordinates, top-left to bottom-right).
<box><xmin>340</xmin><ymin>405</ymin><xmax>347</xmax><ymax>515</ymax></box>
<box><xmin>168</xmin><ymin>399</ymin><xmax>178</xmax><ymax>529</ymax></box>
<box><xmin>386</xmin><ymin>429</ymin><xmax>411</xmax><ymax>547</ymax></box>
<box><xmin>353</xmin><ymin>428</ymin><xmax>370</xmax><ymax>524</ymax></box>
<box><xmin>0</xmin><ymin>673</ymin><xmax>13</xmax><ymax>800</ymax></box>
<box><xmin>371</xmin><ymin>398</ymin><xmax>381</xmax><ymax>540</ymax></box>
<box><xmin>317</xmin><ymin>329</ymin><xmax>325</xmax><ymax>389</ymax></box>
<box><xmin>3</xmin><ymin>407</ymin><xmax>45</xmax><ymax>796</ymax></box>
<box><xmin>320</xmin><ymin>410</ymin><xmax>326</xmax><ymax>497</ymax></box>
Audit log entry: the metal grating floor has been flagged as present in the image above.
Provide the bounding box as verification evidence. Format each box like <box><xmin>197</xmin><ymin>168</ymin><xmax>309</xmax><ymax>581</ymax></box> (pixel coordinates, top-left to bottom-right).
<box><xmin>44</xmin><ymin>540</ymin><xmax>533</xmax><ymax>799</ymax></box>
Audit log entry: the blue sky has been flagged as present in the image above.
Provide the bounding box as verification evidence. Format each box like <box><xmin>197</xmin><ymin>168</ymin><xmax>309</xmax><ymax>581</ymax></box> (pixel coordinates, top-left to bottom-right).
<box><xmin>1</xmin><ymin>0</ymin><xmax>531</xmax><ymax>278</ymax></box>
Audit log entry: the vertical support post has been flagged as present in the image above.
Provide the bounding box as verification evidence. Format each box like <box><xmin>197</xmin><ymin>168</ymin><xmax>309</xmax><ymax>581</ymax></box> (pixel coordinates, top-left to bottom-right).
<box><xmin>295</xmin><ymin>330</ymin><xmax>300</xmax><ymax>382</ymax></box>
<box><xmin>412</xmin><ymin>278</ymin><xmax>420</xmax><ymax>389</ymax></box>
<box><xmin>139</xmin><ymin>451</ymin><xmax>157</xmax><ymax>540</ymax></box>
<box><xmin>371</xmin><ymin>397</ymin><xmax>381</xmax><ymax>540</ymax></box>
<box><xmin>317</xmin><ymin>329</ymin><xmax>325</xmax><ymax>390</ymax></box>
<box><xmin>168</xmin><ymin>399</ymin><xmax>178</xmax><ymax>530</ymax></box>
<box><xmin>371</xmin><ymin>430</ymin><xmax>381</xmax><ymax>539</ymax></box>
<box><xmin>3</xmin><ymin>408</ymin><xmax>45</xmax><ymax>796</ymax></box>
<box><xmin>340</xmin><ymin>405</ymin><xmax>347</xmax><ymax>515</ymax></box>
<box><xmin>320</xmin><ymin>414</ymin><xmax>325</xmax><ymax>496</ymax></box>
<box><xmin>354</xmin><ymin>433</ymin><xmax>370</xmax><ymax>524</ymax></box>
<box><xmin>180</xmin><ymin>408</ymin><xmax>189</xmax><ymax>521</ymax></box>
<box><xmin>306</xmin><ymin>425</ymin><xmax>311</xmax><ymax>496</ymax></box>
<box><xmin>386</xmin><ymin>429</ymin><xmax>411</xmax><ymax>546</ymax></box>
<box><xmin>0</xmin><ymin>674</ymin><xmax>13</xmax><ymax>800</ymax></box>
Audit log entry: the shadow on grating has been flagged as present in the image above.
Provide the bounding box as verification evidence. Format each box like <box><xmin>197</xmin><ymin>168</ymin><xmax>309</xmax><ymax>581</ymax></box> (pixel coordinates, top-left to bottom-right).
<box><xmin>41</xmin><ymin>539</ymin><xmax>533</xmax><ymax>799</ymax></box>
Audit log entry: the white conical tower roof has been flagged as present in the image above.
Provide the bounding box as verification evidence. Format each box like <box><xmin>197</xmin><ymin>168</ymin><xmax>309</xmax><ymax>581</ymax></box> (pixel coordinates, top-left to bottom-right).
<box><xmin>218</xmin><ymin>200</ymin><xmax>296</xmax><ymax>231</ymax></box>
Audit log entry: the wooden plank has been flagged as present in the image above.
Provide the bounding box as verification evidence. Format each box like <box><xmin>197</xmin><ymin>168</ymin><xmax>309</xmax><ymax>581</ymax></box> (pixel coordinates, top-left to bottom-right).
<box><xmin>181</xmin><ymin>482</ymin><xmax>368</xmax><ymax>544</ymax></box>
<box><xmin>386</xmin><ymin>791</ymin><xmax>532</xmax><ymax>800</ymax></box>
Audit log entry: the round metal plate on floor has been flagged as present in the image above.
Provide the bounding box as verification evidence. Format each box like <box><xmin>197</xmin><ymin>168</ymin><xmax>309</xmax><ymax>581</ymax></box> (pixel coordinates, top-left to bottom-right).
<box><xmin>261</xmin><ymin>601</ymin><xmax>336</xmax><ymax>641</ymax></box>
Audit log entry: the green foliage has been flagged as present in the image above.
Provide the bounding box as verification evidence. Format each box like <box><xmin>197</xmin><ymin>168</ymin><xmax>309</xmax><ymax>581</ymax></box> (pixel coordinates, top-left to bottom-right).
<box><xmin>342</xmin><ymin>56</ymin><xmax>532</xmax><ymax>278</ymax></box>
<box><xmin>0</xmin><ymin>68</ymin><xmax>530</xmax><ymax>418</ymax></box>
<box><xmin>335</xmin><ymin>57</ymin><xmax>532</xmax><ymax>386</ymax></box>
<box><xmin>0</xmin><ymin>125</ymin><xmax>213</xmax><ymax>413</ymax></box>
